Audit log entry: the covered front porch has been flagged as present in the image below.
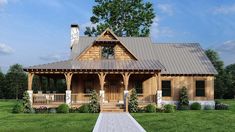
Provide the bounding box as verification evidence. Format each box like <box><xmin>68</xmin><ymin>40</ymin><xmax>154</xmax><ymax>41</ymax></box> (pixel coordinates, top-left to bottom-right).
<box><xmin>24</xmin><ymin>60</ymin><xmax>165</xmax><ymax>111</ymax></box>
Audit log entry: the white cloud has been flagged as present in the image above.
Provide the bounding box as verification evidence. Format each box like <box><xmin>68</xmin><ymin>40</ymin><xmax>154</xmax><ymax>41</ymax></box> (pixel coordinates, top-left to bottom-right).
<box><xmin>39</xmin><ymin>52</ymin><xmax>69</xmax><ymax>61</ymax></box>
<box><xmin>0</xmin><ymin>0</ymin><xmax>8</xmax><ymax>7</ymax></box>
<box><xmin>151</xmin><ymin>17</ymin><xmax>175</xmax><ymax>39</ymax></box>
<box><xmin>215</xmin><ymin>40</ymin><xmax>235</xmax><ymax>53</ymax></box>
<box><xmin>213</xmin><ymin>4</ymin><xmax>235</xmax><ymax>15</ymax></box>
<box><xmin>157</xmin><ymin>4</ymin><xmax>173</xmax><ymax>16</ymax></box>
<box><xmin>0</xmin><ymin>43</ymin><xmax>14</xmax><ymax>55</ymax></box>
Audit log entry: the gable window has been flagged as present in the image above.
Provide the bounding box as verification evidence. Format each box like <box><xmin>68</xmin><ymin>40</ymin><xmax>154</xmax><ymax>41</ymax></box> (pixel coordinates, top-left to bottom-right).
<box><xmin>162</xmin><ymin>80</ymin><xmax>171</xmax><ymax>96</ymax></box>
<box><xmin>196</xmin><ymin>80</ymin><xmax>205</xmax><ymax>96</ymax></box>
<box><xmin>84</xmin><ymin>80</ymin><xmax>94</xmax><ymax>94</ymax></box>
<box><xmin>134</xmin><ymin>81</ymin><xmax>143</xmax><ymax>94</ymax></box>
<box><xmin>101</xmin><ymin>46</ymin><xmax>114</xmax><ymax>59</ymax></box>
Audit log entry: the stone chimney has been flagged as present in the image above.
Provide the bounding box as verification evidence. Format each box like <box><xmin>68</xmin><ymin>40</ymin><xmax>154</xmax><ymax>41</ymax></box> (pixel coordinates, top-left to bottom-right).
<box><xmin>70</xmin><ymin>24</ymin><xmax>79</xmax><ymax>49</ymax></box>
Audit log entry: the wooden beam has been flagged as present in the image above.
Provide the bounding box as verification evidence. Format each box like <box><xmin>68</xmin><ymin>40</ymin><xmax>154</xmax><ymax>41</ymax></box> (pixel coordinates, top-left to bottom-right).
<box><xmin>28</xmin><ymin>72</ymin><xmax>34</xmax><ymax>90</ymax></box>
<box><xmin>64</xmin><ymin>72</ymin><xmax>73</xmax><ymax>90</ymax></box>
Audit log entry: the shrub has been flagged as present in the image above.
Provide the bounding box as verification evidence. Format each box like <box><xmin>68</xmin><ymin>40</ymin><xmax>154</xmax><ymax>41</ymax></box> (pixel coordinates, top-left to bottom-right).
<box><xmin>178</xmin><ymin>105</ymin><xmax>189</xmax><ymax>110</ymax></box>
<box><xmin>178</xmin><ymin>87</ymin><xmax>189</xmax><ymax>110</ymax></box>
<box><xmin>12</xmin><ymin>102</ymin><xmax>24</xmax><ymax>113</ymax></box>
<box><xmin>79</xmin><ymin>104</ymin><xmax>90</xmax><ymax>113</ymax></box>
<box><xmin>145</xmin><ymin>104</ymin><xmax>156</xmax><ymax>113</ymax></box>
<box><xmin>88</xmin><ymin>90</ymin><xmax>100</xmax><ymax>113</ymax></box>
<box><xmin>22</xmin><ymin>91</ymin><xmax>33</xmax><ymax>113</ymax></box>
<box><xmin>215</xmin><ymin>103</ymin><xmax>229</xmax><ymax>110</ymax></box>
<box><xmin>190</xmin><ymin>102</ymin><xmax>201</xmax><ymax>110</ymax></box>
<box><xmin>164</xmin><ymin>104</ymin><xmax>175</xmax><ymax>113</ymax></box>
<box><xmin>156</xmin><ymin>107</ymin><xmax>165</xmax><ymax>113</ymax></box>
<box><xmin>35</xmin><ymin>106</ymin><xmax>48</xmax><ymax>113</ymax></box>
<box><xmin>69</xmin><ymin>107</ymin><xmax>79</xmax><ymax>113</ymax></box>
<box><xmin>137</xmin><ymin>107</ymin><xmax>145</xmax><ymax>113</ymax></box>
<box><xmin>57</xmin><ymin>104</ymin><xmax>69</xmax><ymax>113</ymax></box>
<box><xmin>215</xmin><ymin>100</ymin><xmax>221</xmax><ymax>105</ymax></box>
<box><xmin>204</xmin><ymin>105</ymin><xmax>213</xmax><ymax>110</ymax></box>
<box><xmin>128</xmin><ymin>89</ymin><xmax>138</xmax><ymax>113</ymax></box>
<box><xmin>48</xmin><ymin>108</ymin><xmax>57</xmax><ymax>113</ymax></box>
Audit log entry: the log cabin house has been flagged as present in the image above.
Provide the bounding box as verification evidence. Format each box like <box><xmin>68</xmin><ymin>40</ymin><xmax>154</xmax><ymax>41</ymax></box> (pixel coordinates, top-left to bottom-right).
<box><xmin>23</xmin><ymin>24</ymin><xmax>217</xmax><ymax>112</ymax></box>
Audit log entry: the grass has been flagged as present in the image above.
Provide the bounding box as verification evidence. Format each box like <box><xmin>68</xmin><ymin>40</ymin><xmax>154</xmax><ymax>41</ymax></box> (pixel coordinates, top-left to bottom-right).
<box><xmin>0</xmin><ymin>100</ymin><xmax>98</xmax><ymax>132</ymax></box>
<box><xmin>132</xmin><ymin>100</ymin><xmax>235</xmax><ymax>132</ymax></box>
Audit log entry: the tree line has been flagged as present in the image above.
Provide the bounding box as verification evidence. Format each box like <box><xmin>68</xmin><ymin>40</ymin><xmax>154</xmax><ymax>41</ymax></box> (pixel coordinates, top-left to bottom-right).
<box><xmin>0</xmin><ymin>64</ymin><xmax>66</xmax><ymax>99</ymax></box>
<box><xmin>0</xmin><ymin>49</ymin><xmax>234</xmax><ymax>99</ymax></box>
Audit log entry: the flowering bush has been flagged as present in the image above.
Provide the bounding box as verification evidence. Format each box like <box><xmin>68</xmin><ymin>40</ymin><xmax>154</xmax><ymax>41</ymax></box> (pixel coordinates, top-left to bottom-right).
<box><xmin>35</xmin><ymin>106</ymin><xmax>48</xmax><ymax>113</ymax></box>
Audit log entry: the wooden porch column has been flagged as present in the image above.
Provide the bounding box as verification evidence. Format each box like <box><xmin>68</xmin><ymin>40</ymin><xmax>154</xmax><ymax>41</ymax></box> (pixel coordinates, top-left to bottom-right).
<box><xmin>98</xmin><ymin>72</ymin><xmax>106</xmax><ymax>112</ymax></box>
<box><xmin>122</xmin><ymin>72</ymin><xmax>131</xmax><ymax>91</ymax></box>
<box><xmin>28</xmin><ymin>72</ymin><xmax>34</xmax><ymax>91</ymax></box>
<box><xmin>156</xmin><ymin>72</ymin><xmax>162</xmax><ymax>108</ymax></box>
<box><xmin>64</xmin><ymin>72</ymin><xmax>73</xmax><ymax>90</ymax></box>
<box><xmin>122</xmin><ymin>72</ymin><xmax>131</xmax><ymax>112</ymax></box>
<box><xmin>27</xmin><ymin>72</ymin><xmax>34</xmax><ymax>106</ymax></box>
<box><xmin>64</xmin><ymin>72</ymin><xmax>73</xmax><ymax>105</ymax></box>
<box><xmin>98</xmin><ymin>72</ymin><xmax>107</xmax><ymax>90</ymax></box>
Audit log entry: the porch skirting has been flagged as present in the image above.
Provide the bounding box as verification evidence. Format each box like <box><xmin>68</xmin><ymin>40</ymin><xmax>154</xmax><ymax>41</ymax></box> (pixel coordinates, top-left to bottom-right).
<box><xmin>161</xmin><ymin>100</ymin><xmax>215</xmax><ymax>109</ymax></box>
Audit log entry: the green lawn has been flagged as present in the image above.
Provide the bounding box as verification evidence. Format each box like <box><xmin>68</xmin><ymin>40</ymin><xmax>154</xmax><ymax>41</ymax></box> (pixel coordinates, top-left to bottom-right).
<box><xmin>1</xmin><ymin>100</ymin><xmax>235</xmax><ymax>132</ymax></box>
<box><xmin>0</xmin><ymin>100</ymin><xmax>98</xmax><ymax>132</ymax></box>
<box><xmin>133</xmin><ymin>100</ymin><xmax>235</xmax><ymax>132</ymax></box>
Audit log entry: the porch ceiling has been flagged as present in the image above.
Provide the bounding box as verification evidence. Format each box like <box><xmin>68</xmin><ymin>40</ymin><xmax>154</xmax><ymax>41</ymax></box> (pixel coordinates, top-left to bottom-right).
<box><xmin>23</xmin><ymin>59</ymin><xmax>165</xmax><ymax>73</ymax></box>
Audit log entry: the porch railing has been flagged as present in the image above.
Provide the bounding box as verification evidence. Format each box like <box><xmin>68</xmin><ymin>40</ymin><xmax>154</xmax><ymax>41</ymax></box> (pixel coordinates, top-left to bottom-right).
<box><xmin>137</xmin><ymin>94</ymin><xmax>156</xmax><ymax>104</ymax></box>
<box><xmin>71</xmin><ymin>93</ymin><xmax>92</xmax><ymax>104</ymax></box>
<box><xmin>33</xmin><ymin>93</ymin><xmax>65</xmax><ymax>105</ymax></box>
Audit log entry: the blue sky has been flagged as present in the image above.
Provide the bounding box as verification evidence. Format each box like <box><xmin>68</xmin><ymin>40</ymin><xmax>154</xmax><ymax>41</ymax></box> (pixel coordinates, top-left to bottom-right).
<box><xmin>0</xmin><ymin>0</ymin><xmax>235</xmax><ymax>73</ymax></box>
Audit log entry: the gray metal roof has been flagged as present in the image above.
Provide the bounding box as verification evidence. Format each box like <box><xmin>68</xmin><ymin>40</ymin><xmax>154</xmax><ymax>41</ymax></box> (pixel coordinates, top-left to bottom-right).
<box><xmin>70</xmin><ymin>37</ymin><xmax>217</xmax><ymax>75</ymax></box>
<box><xmin>25</xmin><ymin>59</ymin><xmax>165</xmax><ymax>72</ymax></box>
<box><xmin>25</xmin><ymin>36</ymin><xmax>217</xmax><ymax>75</ymax></box>
<box><xmin>151</xmin><ymin>43</ymin><xmax>217</xmax><ymax>74</ymax></box>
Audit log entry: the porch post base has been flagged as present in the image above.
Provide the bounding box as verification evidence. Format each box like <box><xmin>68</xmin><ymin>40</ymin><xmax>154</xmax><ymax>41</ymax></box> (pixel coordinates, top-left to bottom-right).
<box><xmin>66</xmin><ymin>90</ymin><xmax>71</xmax><ymax>106</ymax></box>
<box><xmin>27</xmin><ymin>90</ymin><xmax>33</xmax><ymax>106</ymax></box>
<box><xmin>100</xmin><ymin>90</ymin><xmax>105</xmax><ymax>102</ymax></box>
<box><xmin>157</xmin><ymin>90</ymin><xmax>162</xmax><ymax>108</ymax></box>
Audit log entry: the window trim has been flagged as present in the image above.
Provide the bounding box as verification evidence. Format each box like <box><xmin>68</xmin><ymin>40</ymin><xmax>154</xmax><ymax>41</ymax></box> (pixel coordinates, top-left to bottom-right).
<box><xmin>195</xmin><ymin>80</ymin><xmax>206</xmax><ymax>97</ymax></box>
<box><xmin>161</xmin><ymin>80</ymin><xmax>172</xmax><ymax>97</ymax></box>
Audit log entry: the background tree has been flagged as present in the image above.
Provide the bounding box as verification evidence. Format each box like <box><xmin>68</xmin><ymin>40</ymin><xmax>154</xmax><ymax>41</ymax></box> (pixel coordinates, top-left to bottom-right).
<box><xmin>205</xmin><ymin>49</ymin><xmax>233</xmax><ymax>99</ymax></box>
<box><xmin>4</xmin><ymin>64</ymin><xmax>27</xmax><ymax>99</ymax></box>
<box><xmin>225</xmin><ymin>64</ymin><xmax>235</xmax><ymax>98</ymax></box>
<box><xmin>0</xmin><ymin>68</ymin><xmax>5</xmax><ymax>99</ymax></box>
<box><xmin>85</xmin><ymin>0</ymin><xmax>155</xmax><ymax>37</ymax></box>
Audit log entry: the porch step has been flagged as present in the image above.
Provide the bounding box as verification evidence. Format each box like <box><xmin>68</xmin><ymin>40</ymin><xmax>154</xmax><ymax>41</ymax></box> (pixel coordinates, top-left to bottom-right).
<box><xmin>102</xmin><ymin>108</ymin><xmax>124</xmax><ymax>112</ymax></box>
<box><xmin>102</xmin><ymin>102</ymin><xmax>124</xmax><ymax>112</ymax></box>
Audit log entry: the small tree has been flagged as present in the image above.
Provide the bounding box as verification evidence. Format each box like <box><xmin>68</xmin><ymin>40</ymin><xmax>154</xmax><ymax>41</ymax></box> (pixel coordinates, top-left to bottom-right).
<box><xmin>128</xmin><ymin>89</ymin><xmax>138</xmax><ymax>113</ymax></box>
<box><xmin>22</xmin><ymin>91</ymin><xmax>32</xmax><ymax>113</ymax></box>
<box><xmin>178</xmin><ymin>87</ymin><xmax>189</xmax><ymax>110</ymax></box>
<box><xmin>88</xmin><ymin>90</ymin><xmax>99</xmax><ymax>113</ymax></box>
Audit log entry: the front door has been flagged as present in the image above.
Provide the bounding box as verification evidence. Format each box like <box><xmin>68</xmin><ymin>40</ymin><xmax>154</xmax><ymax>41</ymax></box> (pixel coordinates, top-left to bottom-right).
<box><xmin>107</xmin><ymin>82</ymin><xmax>120</xmax><ymax>102</ymax></box>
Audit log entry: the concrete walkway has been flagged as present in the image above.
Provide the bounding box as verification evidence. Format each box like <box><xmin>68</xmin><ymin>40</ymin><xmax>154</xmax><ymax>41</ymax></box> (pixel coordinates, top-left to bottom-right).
<box><xmin>93</xmin><ymin>112</ymin><xmax>146</xmax><ymax>132</ymax></box>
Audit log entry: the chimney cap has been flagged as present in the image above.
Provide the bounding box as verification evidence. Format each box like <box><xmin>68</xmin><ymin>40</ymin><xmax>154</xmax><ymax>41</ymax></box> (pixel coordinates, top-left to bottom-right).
<box><xmin>71</xmin><ymin>24</ymin><xmax>79</xmax><ymax>28</ymax></box>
